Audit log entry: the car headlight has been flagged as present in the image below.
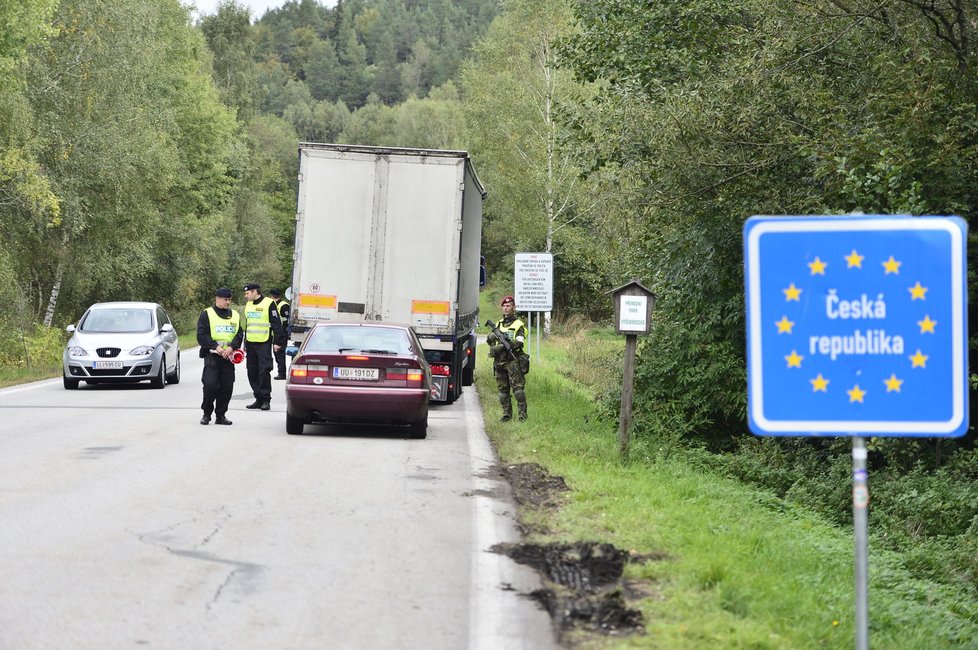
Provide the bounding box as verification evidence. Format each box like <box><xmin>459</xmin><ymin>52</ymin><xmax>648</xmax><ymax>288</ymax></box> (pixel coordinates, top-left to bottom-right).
<box><xmin>130</xmin><ymin>345</ymin><xmax>156</xmax><ymax>356</ymax></box>
<box><xmin>67</xmin><ymin>346</ymin><xmax>87</xmax><ymax>357</ymax></box>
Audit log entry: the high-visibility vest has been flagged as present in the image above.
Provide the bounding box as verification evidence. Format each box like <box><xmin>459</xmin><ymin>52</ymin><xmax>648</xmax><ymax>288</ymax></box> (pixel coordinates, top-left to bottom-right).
<box><xmin>275</xmin><ymin>299</ymin><xmax>290</xmax><ymax>321</ymax></box>
<box><xmin>495</xmin><ymin>318</ymin><xmax>525</xmax><ymax>343</ymax></box>
<box><xmin>206</xmin><ymin>307</ymin><xmax>240</xmax><ymax>344</ymax></box>
<box><xmin>245</xmin><ymin>296</ymin><xmax>275</xmax><ymax>343</ymax></box>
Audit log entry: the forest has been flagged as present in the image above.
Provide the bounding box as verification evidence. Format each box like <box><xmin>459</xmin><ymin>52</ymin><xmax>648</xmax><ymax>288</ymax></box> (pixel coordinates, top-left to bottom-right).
<box><xmin>2</xmin><ymin>0</ymin><xmax>978</xmax><ymax>606</ymax></box>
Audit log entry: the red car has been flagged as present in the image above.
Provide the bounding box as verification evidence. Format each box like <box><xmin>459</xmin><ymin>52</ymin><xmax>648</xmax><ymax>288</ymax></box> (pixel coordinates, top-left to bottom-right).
<box><xmin>285</xmin><ymin>322</ymin><xmax>432</xmax><ymax>437</ymax></box>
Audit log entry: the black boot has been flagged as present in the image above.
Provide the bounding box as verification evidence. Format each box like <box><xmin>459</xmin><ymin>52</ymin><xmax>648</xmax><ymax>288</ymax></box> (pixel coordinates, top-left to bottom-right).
<box><xmin>200</xmin><ymin>413</ymin><xmax>211</xmax><ymax>425</ymax></box>
<box><xmin>215</xmin><ymin>415</ymin><xmax>233</xmax><ymax>425</ymax></box>
<box><xmin>246</xmin><ymin>400</ymin><xmax>262</xmax><ymax>409</ymax></box>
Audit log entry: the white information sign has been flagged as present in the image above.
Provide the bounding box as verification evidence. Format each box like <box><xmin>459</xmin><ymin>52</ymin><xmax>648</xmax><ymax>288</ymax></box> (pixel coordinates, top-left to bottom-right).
<box><xmin>515</xmin><ymin>252</ymin><xmax>553</xmax><ymax>311</ymax></box>
<box><xmin>619</xmin><ymin>295</ymin><xmax>648</xmax><ymax>332</ymax></box>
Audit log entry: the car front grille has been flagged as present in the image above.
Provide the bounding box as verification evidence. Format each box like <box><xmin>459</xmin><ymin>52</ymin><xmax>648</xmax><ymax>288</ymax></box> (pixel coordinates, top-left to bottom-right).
<box><xmin>87</xmin><ymin>367</ymin><xmax>133</xmax><ymax>376</ymax></box>
<box><xmin>97</xmin><ymin>348</ymin><xmax>122</xmax><ymax>358</ymax></box>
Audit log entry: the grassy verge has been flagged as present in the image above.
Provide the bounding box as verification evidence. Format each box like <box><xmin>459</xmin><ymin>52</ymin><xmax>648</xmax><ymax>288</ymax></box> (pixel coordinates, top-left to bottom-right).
<box><xmin>475</xmin><ymin>331</ymin><xmax>978</xmax><ymax>648</ymax></box>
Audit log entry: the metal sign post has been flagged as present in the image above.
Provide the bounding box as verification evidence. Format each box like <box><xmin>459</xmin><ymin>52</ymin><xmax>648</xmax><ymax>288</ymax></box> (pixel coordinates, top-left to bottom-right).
<box><xmin>743</xmin><ymin>215</ymin><xmax>968</xmax><ymax>650</ymax></box>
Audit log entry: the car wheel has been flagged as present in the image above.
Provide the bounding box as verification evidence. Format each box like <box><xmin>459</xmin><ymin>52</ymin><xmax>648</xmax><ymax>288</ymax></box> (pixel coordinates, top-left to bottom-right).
<box><xmin>63</xmin><ymin>374</ymin><xmax>79</xmax><ymax>390</ymax></box>
<box><xmin>409</xmin><ymin>414</ymin><xmax>428</xmax><ymax>439</ymax></box>
<box><xmin>166</xmin><ymin>350</ymin><xmax>181</xmax><ymax>385</ymax></box>
<box><xmin>151</xmin><ymin>355</ymin><xmax>166</xmax><ymax>389</ymax></box>
<box><xmin>286</xmin><ymin>414</ymin><xmax>305</xmax><ymax>435</ymax></box>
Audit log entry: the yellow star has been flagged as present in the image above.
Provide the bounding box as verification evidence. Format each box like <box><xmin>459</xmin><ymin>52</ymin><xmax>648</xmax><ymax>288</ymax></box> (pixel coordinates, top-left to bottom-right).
<box><xmin>882</xmin><ymin>256</ymin><xmax>901</xmax><ymax>274</ymax></box>
<box><xmin>783</xmin><ymin>283</ymin><xmax>802</xmax><ymax>301</ymax></box>
<box><xmin>908</xmin><ymin>281</ymin><xmax>928</xmax><ymax>300</ymax></box>
<box><xmin>909</xmin><ymin>349</ymin><xmax>929</xmax><ymax>368</ymax></box>
<box><xmin>847</xmin><ymin>384</ymin><xmax>866</xmax><ymax>403</ymax></box>
<box><xmin>845</xmin><ymin>249</ymin><xmax>864</xmax><ymax>268</ymax></box>
<box><xmin>884</xmin><ymin>374</ymin><xmax>903</xmax><ymax>393</ymax></box>
<box><xmin>810</xmin><ymin>374</ymin><xmax>829</xmax><ymax>392</ymax></box>
<box><xmin>808</xmin><ymin>257</ymin><xmax>827</xmax><ymax>275</ymax></box>
<box><xmin>785</xmin><ymin>350</ymin><xmax>804</xmax><ymax>368</ymax></box>
<box><xmin>917</xmin><ymin>315</ymin><xmax>937</xmax><ymax>334</ymax></box>
<box><xmin>776</xmin><ymin>315</ymin><xmax>795</xmax><ymax>334</ymax></box>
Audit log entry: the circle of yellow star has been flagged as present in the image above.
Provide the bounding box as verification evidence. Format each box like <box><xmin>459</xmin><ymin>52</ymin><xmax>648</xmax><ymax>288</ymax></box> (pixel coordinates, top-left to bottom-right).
<box><xmin>882</xmin><ymin>256</ymin><xmax>901</xmax><ymax>274</ymax></box>
<box><xmin>917</xmin><ymin>315</ymin><xmax>937</xmax><ymax>334</ymax></box>
<box><xmin>845</xmin><ymin>249</ymin><xmax>864</xmax><ymax>268</ymax></box>
<box><xmin>847</xmin><ymin>385</ymin><xmax>866</xmax><ymax>403</ymax></box>
<box><xmin>776</xmin><ymin>315</ymin><xmax>795</xmax><ymax>334</ymax></box>
<box><xmin>909</xmin><ymin>349</ymin><xmax>929</xmax><ymax>368</ymax></box>
<box><xmin>810</xmin><ymin>374</ymin><xmax>829</xmax><ymax>392</ymax></box>
<box><xmin>783</xmin><ymin>283</ymin><xmax>802</xmax><ymax>301</ymax></box>
<box><xmin>808</xmin><ymin>257</ymin><xmax>827</xmax><ymax>275</ymax></box>
<box><xmin>884</xmin><ymin>374</ymin><xmax>903</xmax><ymax>393</ymax></box>
<box><xmin>908</xmin><ymin>281</ymin><xmax>928</xmax><ymax>300</ymax></box>
<box><xmin>785</xmin><ymin>350</ymin><xmax>804</xmax><ymax>368</ymax></box>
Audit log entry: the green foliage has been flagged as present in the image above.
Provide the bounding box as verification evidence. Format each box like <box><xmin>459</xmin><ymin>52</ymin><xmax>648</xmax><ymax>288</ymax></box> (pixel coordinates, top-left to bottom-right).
<box><xmin>476</xmin><ymin>331</ymin><xmax>978</xmax><ymax>647</ymax></box>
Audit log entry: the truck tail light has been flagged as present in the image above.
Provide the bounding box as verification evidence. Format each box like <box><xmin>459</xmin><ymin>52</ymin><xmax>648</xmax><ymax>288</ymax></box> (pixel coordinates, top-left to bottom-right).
<box><xmin>430</xmin><ymin>364</ymin><xmax>450</xmax><ymax>376</ymax></box>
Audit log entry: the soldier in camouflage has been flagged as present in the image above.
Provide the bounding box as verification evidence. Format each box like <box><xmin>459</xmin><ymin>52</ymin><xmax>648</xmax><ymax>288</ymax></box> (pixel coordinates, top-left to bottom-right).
<box><xmin>488</xmin><ymin>295</ymin><xmax>528</xmax><ymax>421</ymax></box>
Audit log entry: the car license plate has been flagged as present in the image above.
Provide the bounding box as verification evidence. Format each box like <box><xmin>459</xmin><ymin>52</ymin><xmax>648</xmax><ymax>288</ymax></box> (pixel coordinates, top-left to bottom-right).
<box><xmin>93</xmin><ymin>361</ymin><xmax>124</xmax><ymax>369</ymax></box>
<box><xmin>333</xmin><ymin>367</ymin><xmax>379</xmax><ymax>381</ymax></box>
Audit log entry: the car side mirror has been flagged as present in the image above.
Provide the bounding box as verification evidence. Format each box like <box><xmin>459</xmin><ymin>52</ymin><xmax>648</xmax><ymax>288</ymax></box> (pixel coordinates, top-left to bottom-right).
<box><xmin>66</xmin><ymin>324</ymin><xmax>76</xmax><ymax>334</ymax></box>
<box><xmin>160</xmin><ymin>323</ymin><xmax>174</xmax><ymax>333</ymax></box>
<box><xmin>286</xmin><ymin>345</ymin><xmax>299</xmax><ymax>357</ymax></box>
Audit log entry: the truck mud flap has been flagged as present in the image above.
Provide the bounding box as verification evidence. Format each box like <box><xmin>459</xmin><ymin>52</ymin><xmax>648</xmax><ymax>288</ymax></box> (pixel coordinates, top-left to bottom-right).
<box><xmin>430</xmin><ymin>376</ymin><xmax>449</xmax><ymax>402</ymax></box>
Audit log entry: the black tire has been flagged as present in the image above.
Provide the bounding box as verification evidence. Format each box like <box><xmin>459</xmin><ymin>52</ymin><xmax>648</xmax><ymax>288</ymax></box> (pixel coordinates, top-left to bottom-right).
<box><xmin>63</xmin><ymin>374</ymin><xmax>79</xmax><ymax>390</ymax></box>
<box><xmin>286</xmin><ymin>414</ymin><xmax>305</xmax><ymax>435</ymax></box>
<box><xmin>462</xmin><ymin>334</ymin><xmax>476</xmax><ymax>386</ymax></box>
<box><xmin>150</xmin><ymin>355</ymin><xmax>166</xmax><ymax>389</ymax></box>
<box><xmin>166</xmin><ymin>350</ymin><xmax>181</xmax><ymax>385</ymax></box>
<box><xmin>409</xmin><ymin>414</ymin><xmax>428</xmax><ymax>439</ymax></box>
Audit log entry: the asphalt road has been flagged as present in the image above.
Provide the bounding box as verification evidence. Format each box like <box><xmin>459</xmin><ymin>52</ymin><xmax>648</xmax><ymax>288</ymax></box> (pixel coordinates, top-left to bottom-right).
<box><xmin>0</xmin><ymin>351</ymin><xmax>558</xmax><ymax>650</ymax></box>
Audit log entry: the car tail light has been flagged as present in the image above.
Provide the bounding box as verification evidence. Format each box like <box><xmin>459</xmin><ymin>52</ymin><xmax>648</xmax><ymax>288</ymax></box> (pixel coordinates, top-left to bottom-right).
<box><xmin>290</xmin><ymin>364</ymin><xmax>329</xmax><ymax>384</ymax></box>
<box><xmin>430</xmin><ymin>364</ymin><xmax>450</xmax><ymax>376</ymax></box>
<box><xmin>345</xmin><ymin>355</ymin><xmax>368</xmax><ymax>361</ymax></box>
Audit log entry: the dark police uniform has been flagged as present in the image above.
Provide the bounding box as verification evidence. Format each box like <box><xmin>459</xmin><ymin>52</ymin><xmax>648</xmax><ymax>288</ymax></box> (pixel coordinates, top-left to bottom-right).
<box><xmin>197</xmin><ymin>290</ymin><xmax>243</xmax><ymax>425</ymax></box>
<box><xmin>243</xmin><ymin>283</ymin><xmax>285</xmax><ymax>410</ymax></box>
<box><xmin>269</xmin><ymin>291</ymin><xmax>290</xmax><ymax>380</ymax></box>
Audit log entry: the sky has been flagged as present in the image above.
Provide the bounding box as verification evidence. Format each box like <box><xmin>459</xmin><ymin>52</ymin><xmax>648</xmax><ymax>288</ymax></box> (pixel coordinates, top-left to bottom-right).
<box><xmin>190</xmin><ymin>0</ymin><xmax>338</xmax><ymax>20</ymax></box>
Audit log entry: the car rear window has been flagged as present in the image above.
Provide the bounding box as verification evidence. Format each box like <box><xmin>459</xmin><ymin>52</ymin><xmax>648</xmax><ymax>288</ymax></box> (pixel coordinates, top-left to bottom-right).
<box><xmin>306</xmin><ymin>326</ymin><xmax>412</xmax><ymax>354</ymax></box>
<box><xmin>80</xmin><ymin>308</ymin><xmax>154</xmax><ymax>333</ymax></box>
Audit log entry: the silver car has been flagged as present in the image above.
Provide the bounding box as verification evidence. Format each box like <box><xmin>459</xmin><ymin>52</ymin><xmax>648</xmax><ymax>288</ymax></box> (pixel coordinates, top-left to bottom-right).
<box><xmin>62</xmin><ymin>301</ymin><xmax>181</xmax><ymax>390</ymax></box>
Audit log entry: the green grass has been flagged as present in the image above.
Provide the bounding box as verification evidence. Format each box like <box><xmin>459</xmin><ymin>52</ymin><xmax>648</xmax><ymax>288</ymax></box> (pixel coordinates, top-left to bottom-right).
<box><xmin>476</xmin><ymin>332</ymin><xmax>978</xmax><ymax>649</ymax></box>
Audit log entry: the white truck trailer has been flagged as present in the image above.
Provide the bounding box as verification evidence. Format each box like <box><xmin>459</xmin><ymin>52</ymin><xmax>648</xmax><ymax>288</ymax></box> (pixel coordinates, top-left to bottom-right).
<box><xmin>288</xmin><ymin>143</ymin><xmax>486</xmax><ymax>403</ymax></box>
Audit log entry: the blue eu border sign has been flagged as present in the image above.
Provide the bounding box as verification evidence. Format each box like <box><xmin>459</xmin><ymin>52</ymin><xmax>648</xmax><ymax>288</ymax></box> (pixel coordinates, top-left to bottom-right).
<box><xmin>744</xmin><ymin>215</ymin><xmax>968</xmax><ymax>437</ymax></box>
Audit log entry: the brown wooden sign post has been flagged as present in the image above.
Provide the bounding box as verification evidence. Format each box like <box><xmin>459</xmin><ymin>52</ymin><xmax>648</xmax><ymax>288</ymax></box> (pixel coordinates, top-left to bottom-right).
<box><xmin>610</xmin><ymin>280</ymin><xmax>656</xmax><ymax>458</ymax></box>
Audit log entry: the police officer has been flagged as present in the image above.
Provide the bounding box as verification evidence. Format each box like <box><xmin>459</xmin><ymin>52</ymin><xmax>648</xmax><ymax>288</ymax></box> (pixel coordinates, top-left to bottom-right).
<box><xmin>197</xmin><ymin>287</ymin><xmax>243</xmax><ymax>425</ymax></box>
<box><xmin>242</xmin><ymin>283</ymin><xmax>285</xmax><ymax>411</ymax></box>
<box><xmin>487</xmin><ymin>295</ymin><xmax>528</xmax><ymax>421</ymax></box>
<box><xmin>269</xmin><ymin>288</ymin><xmax>290</xmax><ymax>380</ymax></box>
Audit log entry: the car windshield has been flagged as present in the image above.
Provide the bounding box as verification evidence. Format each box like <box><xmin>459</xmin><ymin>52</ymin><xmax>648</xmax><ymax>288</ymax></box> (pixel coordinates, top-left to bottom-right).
<box><xmin>80</xmin><ymin>308</ymin><xmax>154</xmax><ymax>333</ymax></box>
<box><xmin>305</xmin><ymin>326</ymin><xmax>412</xmax><ymax>354</ymax></box>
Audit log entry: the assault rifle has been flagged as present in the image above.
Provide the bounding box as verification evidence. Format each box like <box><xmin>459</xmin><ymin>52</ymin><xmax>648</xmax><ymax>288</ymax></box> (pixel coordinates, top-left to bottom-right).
<box><xmin>484</xmin><ymin>319</ymin><xmax>519</xmax><ymax>362</ymax></box>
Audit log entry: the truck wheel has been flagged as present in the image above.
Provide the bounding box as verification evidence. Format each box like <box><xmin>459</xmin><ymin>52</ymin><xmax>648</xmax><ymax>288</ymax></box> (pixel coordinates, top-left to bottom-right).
<box><xmin>286</xmin><ymin>414</ymin><xmax>305</xmax><ymax>435</ymax></box>
<box><xmin>462</xmin><ymin>367</ymin><xmax>474</xmax><ymax>386</ymax></box>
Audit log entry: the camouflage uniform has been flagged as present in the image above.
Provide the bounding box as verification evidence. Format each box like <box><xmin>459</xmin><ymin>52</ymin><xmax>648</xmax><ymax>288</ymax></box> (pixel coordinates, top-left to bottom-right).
<box><xmin>488</xmin><ymin>314</ymin><xmax>527</xmax><ymax>421</ymax></box>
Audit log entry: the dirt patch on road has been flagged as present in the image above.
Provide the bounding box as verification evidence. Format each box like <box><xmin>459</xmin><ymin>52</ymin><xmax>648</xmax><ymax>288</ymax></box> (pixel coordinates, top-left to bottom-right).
<box><xmin>478</xmin><ymin>462</ymin><xmax>658</xmax><ymax>642</ymax></box>
<box><xmin>494</xmin><ymin>541</ymin><xmax>646</xmax><ymax>640</ymax></box>
<box><xmin>499</xmin><ymin>462</ymin><xmax>569</xmax><ymax>510</ymax></box>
